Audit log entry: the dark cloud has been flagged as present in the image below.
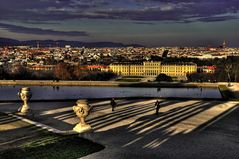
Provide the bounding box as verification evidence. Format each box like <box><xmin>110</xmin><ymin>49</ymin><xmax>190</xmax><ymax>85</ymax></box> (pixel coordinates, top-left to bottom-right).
<box><xmin>197</xmin><ymin>15</ymin><xmax>238</xmax><ymax>22</ymax></box>
<box><xmin>0</xmin><ymin>0</ymin><xmax>239</xmax><ymax>22</ymax></box>
<box><xmin>95</xmin><ymin>1</ymin><xmax>239</xmax><ymax>22</ymax></box>
<box><xmin>24</xmin><ymin>21</ymin><xmax>60</xmax><ymax>25</ymax></box>
<box><xmin>0</xmin><ymin>23</ymin><xmax>89</xmax><ymax>36</ymax></box>
<box><xmin>133</xmin><ymin>22</ymin><xmax>156</xmax><ymax>25</ymax></box>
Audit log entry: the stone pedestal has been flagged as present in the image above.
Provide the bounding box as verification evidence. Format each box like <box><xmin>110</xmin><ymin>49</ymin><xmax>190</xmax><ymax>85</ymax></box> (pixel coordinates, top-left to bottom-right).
<box><xmin>73</xmin><ymin>123</ymin><xmax>92</xmax><ymax>133</ymax></box>
<box><xmin>17</xmin><ymin>87</ymin><xmax>32</xmax><ymax>115</ymax></box>
<box><xmin>73</xmin><ymin>100</ymin><xmax>92</xmax><ymax>133</ymax></box>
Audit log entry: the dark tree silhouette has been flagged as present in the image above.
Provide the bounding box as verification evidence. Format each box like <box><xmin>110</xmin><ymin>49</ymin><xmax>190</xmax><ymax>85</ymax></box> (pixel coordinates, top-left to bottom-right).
<box><xmin>54</xmin><ymin>62</ymin><xmax>73</xmax><ymax>80</ymax></box>
<box><xmin>156</xmin><ymin>73</ymin><xmax>173</xmax><ymax>82</ymax></box>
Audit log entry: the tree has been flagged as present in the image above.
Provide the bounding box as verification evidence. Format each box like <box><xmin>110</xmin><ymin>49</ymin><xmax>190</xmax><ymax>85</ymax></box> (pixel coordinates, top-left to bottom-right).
<box><xmin>54</xmin><ymin>62</ymin><xmax>73</xmax><ymax>80</ymax></box>
<box><xmin>72</xmin><ymin>64</ymin><xmax>87</xmax><ymax>80</ymax></box>
<box><xmin>224</xmin><ymin>64</ymin><xmax>232</xmax><ymax>85</ymax></box>
<box><xmin>214</xmin><ymin>59</ymin><xmax>227</xmax><ymax>82</ymax></box>
<box><xmin>162</xmin><ymin>50</ymin><xmax>169</xmax><ymax>58</ymax></box>
<box><xmin>228</xmin><ymin>56</ymin><xmax>239</xmax><ymax>82</ymax></box>
<box><xmin>232</xmin><ymin>63</ymin><xmax>239</xmax><ymax>82</ymax></box>
<box><xmin>80</xmin><ymin>71</ymin><xmax>117</xmax><ymax>81</ymax></box>
<box><xmin>0</xmin><ymin>65</ymin><xmax>5</xmax><ymax>79</ymax></box>
<box><xmin>31</xmin><ymin>70</ymin><xmax>54</xmax><ymax>80</ymax></box>
<box><xmin>6</xmin><ymin>64</ymin><xmax>31</xmax><ymax>80</ymax></box>
<box><xmin>187</xmin><ymin>72</ymin><xmax>216</xmax><ymax>82</ymax></box>
<box><xmin>156</xmin><ymin>73</ymin><xmax>173</xmax><ymax>82</ymax></box>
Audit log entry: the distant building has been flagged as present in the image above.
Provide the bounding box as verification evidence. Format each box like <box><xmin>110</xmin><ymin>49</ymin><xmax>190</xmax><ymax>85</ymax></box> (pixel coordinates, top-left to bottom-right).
<box><xmin>87</xmin><ymin>65</ymin><xmax>109</xmax><ymax>72</ymax></box>
<box><xmin>65</xmin><ymin>45</ymin><xmax>71</xmax><ymax>49</ymax></box>
<box><xmin>29</xmin><ymin>65</ymin><xmax>55</xmax><ymax>71</ymax></box>
<box><xmin>161</xmin><ymin>62</ymin><xmax>197</xmax><ymax>77</ymax></box>
<box><xmin>15</xmin><ymin>46</ymin><xmax>30</xmax><ymax>49</ymax></box>
<box><xmin>189</xmin><ymin>54</ymin><xmax>227</xmax><ymax>59</ymax></box>
<box><xmin>223</xmin><ymin>40</ymin><xmax>226</xmax><ymax>48</ymax></box>
<box><xmin>109</xmin><ymin>62</ymin><xmax>145</xmax><ymax>76</ymax></box>
<box><xmin>197</xmin><ymin>66</ymin><xmax>216</xmax><ymax>74</ymax></box>
<box><xmin>109</xmin><ymin>61</ymin><xmax>197</xmax><ymax>78</ymax></box>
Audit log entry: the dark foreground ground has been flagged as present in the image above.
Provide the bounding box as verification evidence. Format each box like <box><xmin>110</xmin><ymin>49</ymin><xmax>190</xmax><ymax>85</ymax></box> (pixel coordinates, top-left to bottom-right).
<box><xmin>0</xmin><ymin>112</ymin><xmax>104</xmax><ymax>159</ymax></box>
<box><xmin>82</xmin><ymin>103</ymin><xmax>239</xmax><ymax>159</ymax></box>
<box><xmin>0</xmin><ymin>99</ymin><xmax>239</xmax><ymax>159</ymax></box>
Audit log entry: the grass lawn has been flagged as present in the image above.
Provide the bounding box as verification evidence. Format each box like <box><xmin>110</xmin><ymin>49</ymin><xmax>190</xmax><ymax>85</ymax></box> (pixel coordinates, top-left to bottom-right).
<box><xmin>0</xmin><ymin>113</ymin><xmax>104</xmax><ymax>159</ymax></box>
<box><xmin>122</xmin><ymin>76</ymin><xmax>144</xmax><ymax>78</ymax></box>
<box><xmin>0</xmin><ymin>132</ymin><xmax>104</xmax><ymax>159</ymax></box>
<box><xmin>116</xmin><ymin>78</ymin><xmax>142</xmax><ymax>82</ymax></box>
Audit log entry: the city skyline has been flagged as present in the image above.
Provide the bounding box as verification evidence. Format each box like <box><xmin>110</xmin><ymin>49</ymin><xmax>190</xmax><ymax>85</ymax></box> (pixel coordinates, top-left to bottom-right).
<box><xmin>1</xmin><ymin>0</ymin><xmax>239</xmax><ymax>47</ymax></box>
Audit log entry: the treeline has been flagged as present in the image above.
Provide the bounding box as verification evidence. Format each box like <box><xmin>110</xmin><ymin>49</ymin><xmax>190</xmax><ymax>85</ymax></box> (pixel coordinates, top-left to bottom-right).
<box><xmin>154</xmin><ymin>57</ymin><xmax>239</xmax><ymax>82</ymax></box>
<box><xmin>0</xmin><ymin>63</ymin><xmax>117</xmax><ymax>81</ymax></box>
<box><xmin>187</xmin><ymin>57</ymin><xmax>239</xmax><ymax>82</ymax></box>
<box><xmin>0</xmin><ymin>57</ymin><xmax>238</xmax><ymax>82</ymax></box>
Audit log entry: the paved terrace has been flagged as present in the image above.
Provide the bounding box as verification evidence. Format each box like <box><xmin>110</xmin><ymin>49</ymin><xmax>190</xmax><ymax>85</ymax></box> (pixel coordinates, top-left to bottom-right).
<box><xmin>1</xmin><ymin>99</ymin><xmax>239</xmax><ymax>159</ymax></box>
<box><xmin>229</xmin><ymin>83</ymin><xmax>239</xmax><ymax>99</ymax></box>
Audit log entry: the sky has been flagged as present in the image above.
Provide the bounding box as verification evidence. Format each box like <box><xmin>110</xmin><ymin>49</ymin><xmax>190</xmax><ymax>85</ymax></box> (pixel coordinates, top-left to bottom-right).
<box><xmin>0</xmin><ymin>0</ymin><xmax>239</xmax><ymax>47</ymax></box>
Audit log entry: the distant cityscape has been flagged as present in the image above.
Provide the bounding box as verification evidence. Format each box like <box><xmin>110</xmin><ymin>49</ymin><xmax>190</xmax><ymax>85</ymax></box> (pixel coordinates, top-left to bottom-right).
<box><xmin>0</xmin><ymin>40</ymin><xmax>239</xmax><ymax>82</ymax></box>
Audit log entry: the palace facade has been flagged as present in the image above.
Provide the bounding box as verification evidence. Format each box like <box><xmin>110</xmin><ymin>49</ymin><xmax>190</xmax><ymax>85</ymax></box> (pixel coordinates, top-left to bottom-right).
<box><xmin>109</xmin><ymin>61</ymin><xmax>197</xmax><ymax>78</ymax></box>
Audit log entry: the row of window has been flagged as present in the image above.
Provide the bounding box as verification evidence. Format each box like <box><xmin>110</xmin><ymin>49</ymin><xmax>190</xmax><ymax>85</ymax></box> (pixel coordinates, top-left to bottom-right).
<box><xmin>110</xmin><ymin>65</ymin><xmax>197</xmax><ymax>76</ymax></box>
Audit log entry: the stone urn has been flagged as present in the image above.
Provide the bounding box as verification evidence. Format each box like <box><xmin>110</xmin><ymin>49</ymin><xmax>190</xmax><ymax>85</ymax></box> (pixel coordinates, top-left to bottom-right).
<box><xmin>18</xmin><ymin>87</ymin><xmax>32</xmax><ymax>115</ymax></box>
<box><xmin>73</xmin><ymin>100</ymin><xmax>92</xmax><ymax>133</ymax></box>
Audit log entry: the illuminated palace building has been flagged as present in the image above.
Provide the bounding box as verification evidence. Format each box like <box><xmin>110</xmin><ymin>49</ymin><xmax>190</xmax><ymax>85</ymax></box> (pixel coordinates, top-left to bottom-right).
<box><xmin>109</xmin><ymin>61</ymin><xmax>197</xmax><ymax>79</ymax></box>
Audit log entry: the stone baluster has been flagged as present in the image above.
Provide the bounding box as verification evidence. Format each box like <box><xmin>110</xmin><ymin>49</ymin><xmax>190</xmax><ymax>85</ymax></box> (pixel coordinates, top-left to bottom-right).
<box><xmin>17</xmin><ymin>87</ymin><xmax>32</xmax><ymax>115</ymax></box>
<box><xmin>73</xmin><ymin>99</ymin><xmax>92</xmax><ymax>133</ymax></box>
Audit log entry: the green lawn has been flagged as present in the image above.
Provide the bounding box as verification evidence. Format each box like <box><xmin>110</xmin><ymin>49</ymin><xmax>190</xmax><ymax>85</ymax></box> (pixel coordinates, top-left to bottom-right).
<box><xmin>122</xmin><ymin>76</ymin><xmax>144</xmax><ymax>78</ymax></box>
<box><xmin>116</xmin><ymin>78</ymin><xmax>142</xmax><ymax>82</ymax></box>
<box><xmin>0</xmin><ymin>133</ymin><xmax>104</xmax><ymax>159</ymax></box>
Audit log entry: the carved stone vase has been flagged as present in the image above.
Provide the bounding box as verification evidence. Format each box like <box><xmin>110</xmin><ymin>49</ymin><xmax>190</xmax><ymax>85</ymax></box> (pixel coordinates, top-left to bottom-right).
<box><xmin>18</xmin><ymin>87</ymin><xmax>32</xmax><ymax>115</ymax></box>
<box><xmin>73</xmin><ymin>99</ymin><xmax>92</xmax><ymax>133</ymax></box>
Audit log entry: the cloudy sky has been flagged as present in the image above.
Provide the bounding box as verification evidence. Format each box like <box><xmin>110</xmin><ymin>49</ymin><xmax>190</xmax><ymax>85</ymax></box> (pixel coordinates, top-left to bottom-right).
<box><xmin>0</xmin><ymin>0</ymin><xmax>239</xmax><ymax>47</ymax></box>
